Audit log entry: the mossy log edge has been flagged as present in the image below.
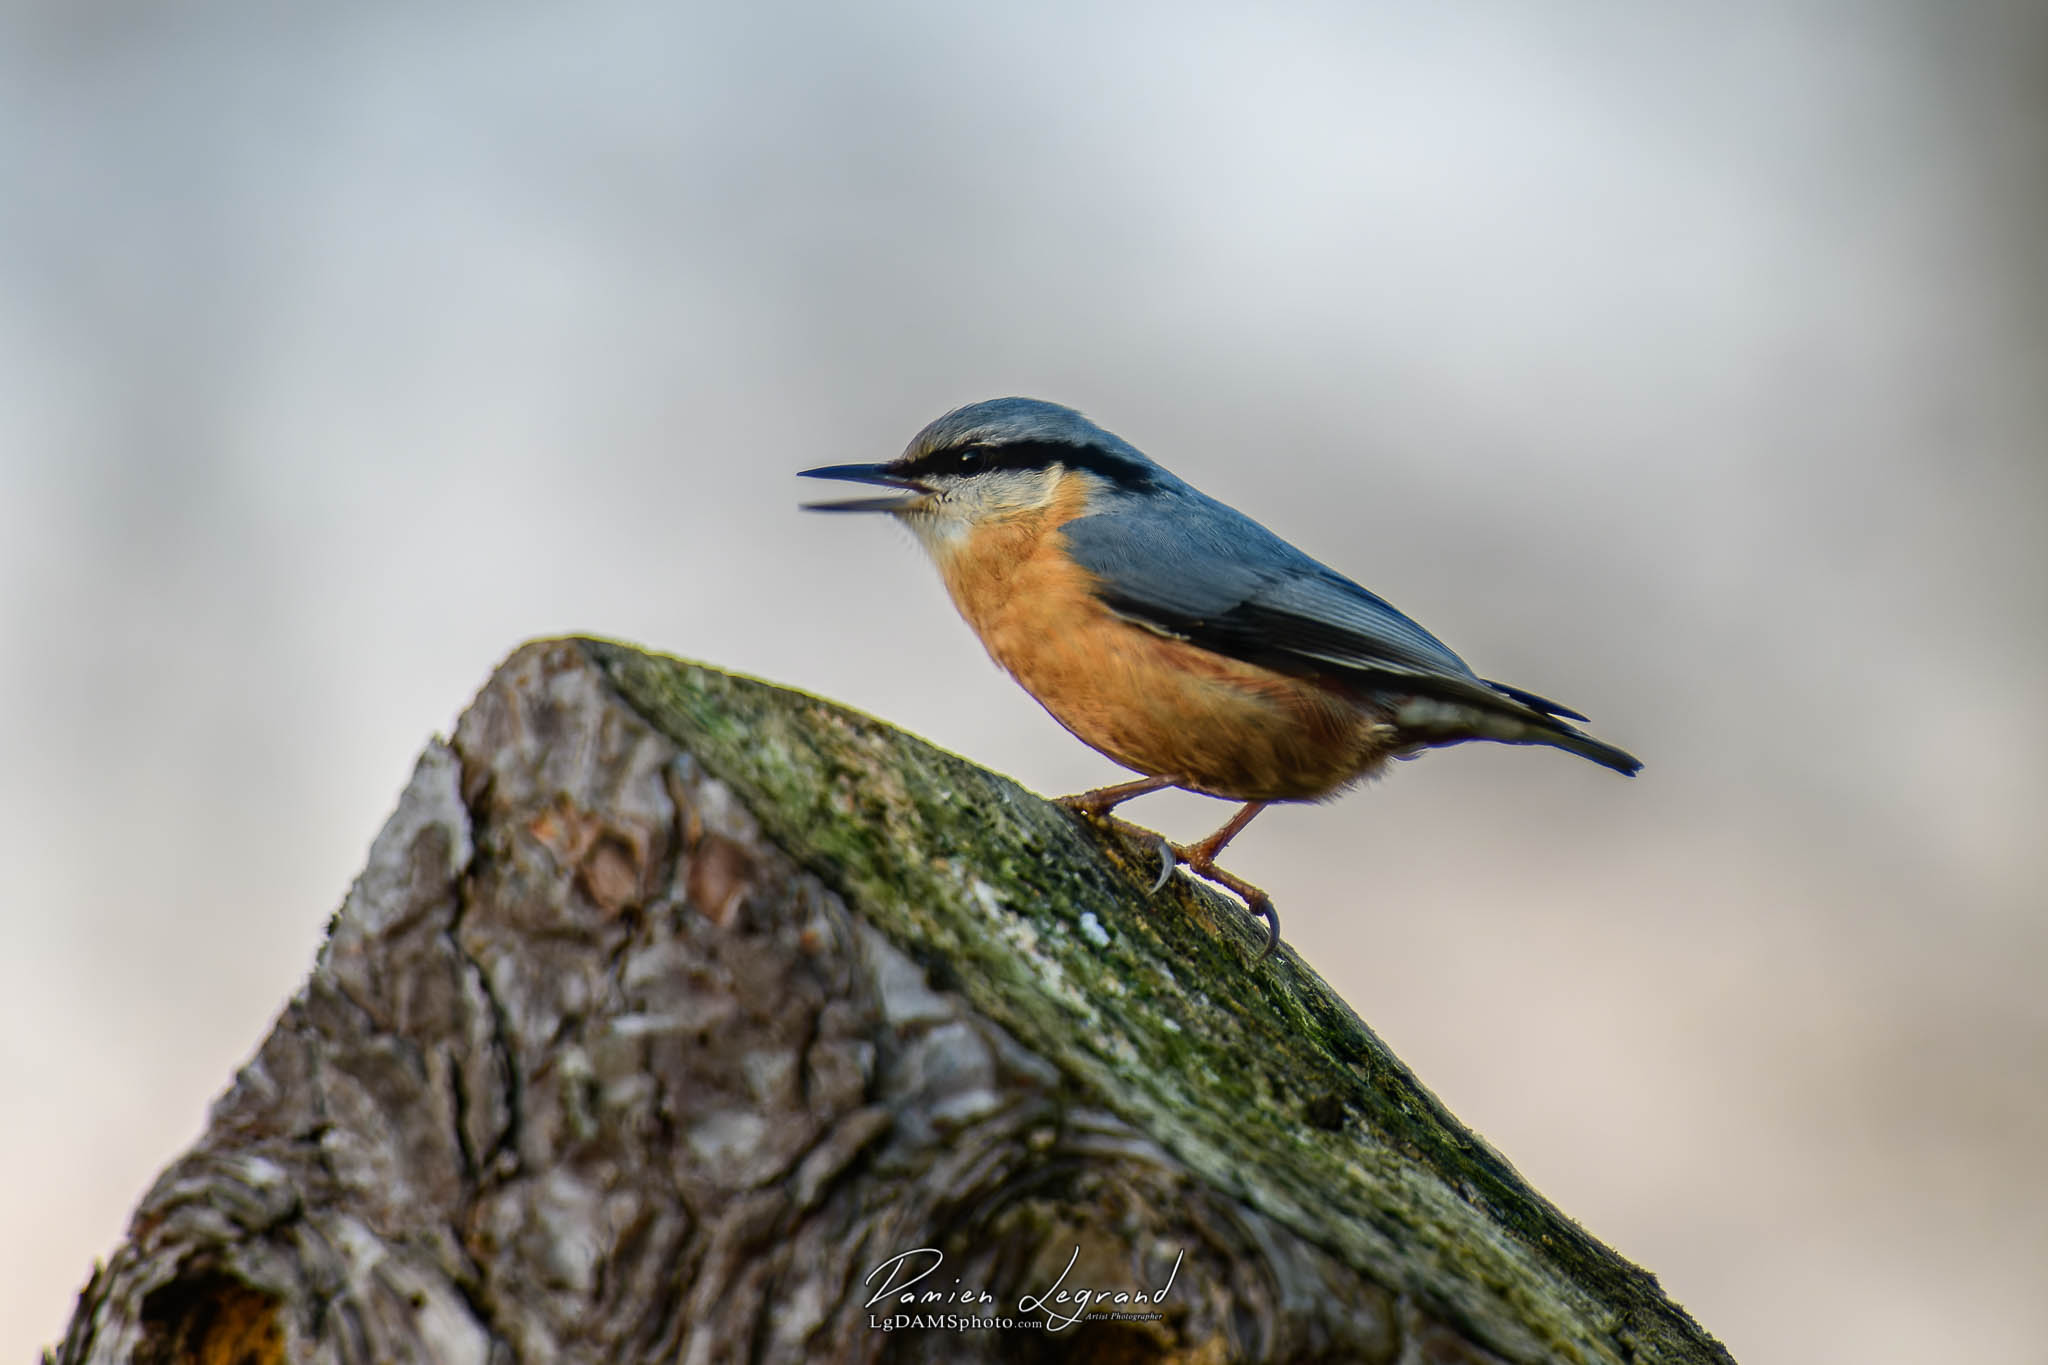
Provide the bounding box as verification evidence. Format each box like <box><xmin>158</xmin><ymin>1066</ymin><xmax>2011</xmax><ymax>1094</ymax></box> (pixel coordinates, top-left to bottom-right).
<box><xmin>584</xmin><ymin>636</ymin><xmax>1728</xmax><ymax>1365</ymax></box>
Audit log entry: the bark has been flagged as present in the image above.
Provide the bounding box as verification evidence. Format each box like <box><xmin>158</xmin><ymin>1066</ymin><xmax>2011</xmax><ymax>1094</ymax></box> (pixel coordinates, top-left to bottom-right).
<box><xmin>52</xmin><ymin>637</ymin><xmax>1731</xmax><ymax>1365</ymax></box>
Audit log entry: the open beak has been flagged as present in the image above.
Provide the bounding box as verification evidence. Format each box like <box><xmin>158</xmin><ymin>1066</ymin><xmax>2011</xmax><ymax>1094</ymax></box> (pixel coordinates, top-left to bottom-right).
<box><xmin>797</xmin><ymin>463</ymin><xmax>931</xmax><ymax>513</ymax></box>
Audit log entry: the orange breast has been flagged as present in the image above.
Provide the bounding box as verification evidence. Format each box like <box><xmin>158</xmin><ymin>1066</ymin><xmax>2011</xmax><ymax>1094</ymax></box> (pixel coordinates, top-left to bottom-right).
<box><xmin>933</xmin><ymin>484</ymin><xmax>1397</xmax><ymax>802</ymax></box>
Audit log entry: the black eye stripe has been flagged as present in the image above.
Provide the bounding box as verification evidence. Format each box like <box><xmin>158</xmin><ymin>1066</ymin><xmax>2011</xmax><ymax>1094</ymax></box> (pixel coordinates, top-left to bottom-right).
<box><xmin>896</xmin><ymin>439</ymin><xmax>1158</xmax><ymax>491</ymax></box>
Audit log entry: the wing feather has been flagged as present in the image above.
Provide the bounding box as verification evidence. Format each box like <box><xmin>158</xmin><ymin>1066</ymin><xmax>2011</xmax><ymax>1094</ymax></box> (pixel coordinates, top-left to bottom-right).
<box><xmin>1060</xmin><ymin>491</ymin><xmax>1563</xmax><ymax>722</ymax></box>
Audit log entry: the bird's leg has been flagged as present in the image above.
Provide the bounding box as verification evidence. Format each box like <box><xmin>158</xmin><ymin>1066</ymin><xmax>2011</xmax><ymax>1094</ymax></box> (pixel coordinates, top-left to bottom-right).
<box><xmin>1055</xmin><ymin>775</ymin><xmax>1177</xmax><ymax>816</ymax></box>
<box><xmin>1177</xmin><ymin>800</ymin><xmax>1268</xmax><ymax>866</ymax></box>
<box><xmin>1056</xmin><ymin>776</ymin><xmax>1180</xmax><ymax>891</ymax></box>
<box><xmin>1061</xmin><ymin>785</ymin><xmax>1283</xmax><ymax>957</ymax></box>
<box><xmin>1169</xmin><ymin>802</ymin><xmax>1282</xmax><ymax>959</ymax></box>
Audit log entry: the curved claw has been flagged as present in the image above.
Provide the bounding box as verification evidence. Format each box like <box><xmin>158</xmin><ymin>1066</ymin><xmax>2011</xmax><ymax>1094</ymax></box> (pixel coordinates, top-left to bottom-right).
<box><xmin>1143</xmin><ymin>836</ymin><xmax>1174</xmax><ymax>893</ymax></box>
<box><xmin>1249</xmin><ymin>897</ymin><xmax>1282</xmax><ymax>961</ymax></box>
<box><xmin>1068</xmin><ymin>808</ymin><xmax>1180</xmax><ymax>896</ymax></box>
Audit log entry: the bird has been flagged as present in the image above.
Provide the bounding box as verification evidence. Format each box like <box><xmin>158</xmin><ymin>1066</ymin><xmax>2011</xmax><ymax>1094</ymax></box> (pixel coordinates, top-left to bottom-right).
<box><xmin>798</xmin><ymin>398</ymin><xmax>1639</xmax><ymax>959</ymax></box>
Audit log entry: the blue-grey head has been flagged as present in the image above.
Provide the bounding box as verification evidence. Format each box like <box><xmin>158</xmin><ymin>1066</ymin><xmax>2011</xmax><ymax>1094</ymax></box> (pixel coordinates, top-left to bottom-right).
<box><xmin>799</xmin><ymin>398</ymin><xmax>1165</xmax><ymax>553</ymax></box>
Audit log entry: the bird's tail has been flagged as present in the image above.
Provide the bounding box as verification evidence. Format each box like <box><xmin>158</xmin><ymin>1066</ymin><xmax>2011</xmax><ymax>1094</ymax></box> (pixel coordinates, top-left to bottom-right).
<box><xmin>1392</xmin><ymin>692</ymin><xmax>1642</xmax><ymax>776</ymax></box>
<box><xmin>1475</xmin><ymin>675</ymin><xmax>1641</xmax><ymax>775</ymax></box>
<box><xmin>1527</xmin><ymin>724</ymin><xmax>1641</xmax><ymax>776</ymax></box>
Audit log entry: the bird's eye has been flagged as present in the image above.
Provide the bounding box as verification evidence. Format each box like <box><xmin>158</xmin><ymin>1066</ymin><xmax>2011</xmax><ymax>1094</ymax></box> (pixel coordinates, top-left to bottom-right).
<box><xmin>952</xmin><ymin>444</ymin><xmax>988</xmax><ymax>472</ymax></box>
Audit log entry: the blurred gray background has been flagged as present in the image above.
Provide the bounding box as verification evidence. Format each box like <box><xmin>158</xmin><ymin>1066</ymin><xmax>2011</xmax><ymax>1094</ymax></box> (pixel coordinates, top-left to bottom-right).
<box><xmin>4</xmin><ymin>1</ymin><xmax>2044</xmax><ymax>1360</ymax></box>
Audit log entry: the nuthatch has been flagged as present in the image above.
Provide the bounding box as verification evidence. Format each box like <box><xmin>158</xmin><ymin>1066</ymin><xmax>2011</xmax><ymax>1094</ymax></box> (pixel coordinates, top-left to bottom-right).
<box><xmin>800</xmin><ymin>398</ymin><xmax>1639</xmax><ymax>958</ymax></box>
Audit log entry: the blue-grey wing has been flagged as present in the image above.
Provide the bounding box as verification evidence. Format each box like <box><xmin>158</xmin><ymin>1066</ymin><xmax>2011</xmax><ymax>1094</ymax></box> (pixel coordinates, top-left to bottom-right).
<box><xmin>1060</xmin><ymin>490</ymin><xmax>1588</xmax><ymax>722</ymax></box>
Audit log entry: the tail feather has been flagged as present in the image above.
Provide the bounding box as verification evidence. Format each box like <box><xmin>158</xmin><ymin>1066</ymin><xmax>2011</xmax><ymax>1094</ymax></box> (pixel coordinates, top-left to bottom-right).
<box><xmin>1478</xmin><ymin>677</ymin><xmax>1639</xmax><ymax>775</ymax></box>
<box><xmin>1480</xmin><ymin>676</ymin><xmax>1588</xmax><ymax>723</ymax></box>
<box><xmin>1529</xmin><ymin>723</ymin><xmax>1642</xmax><ymax>776</ymax></box>
<box><xmin>1392</xmin><ymin>693</ymin><xmax>1642</xmax><ymax>776</ymax></box>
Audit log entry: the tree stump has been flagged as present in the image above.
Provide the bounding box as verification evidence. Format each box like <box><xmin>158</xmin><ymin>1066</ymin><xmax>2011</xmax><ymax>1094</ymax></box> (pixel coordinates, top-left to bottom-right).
<box><xmin>52</xmin><ymin>638</ymin><xmax>1730</xmax><ymax>1365</ymax></box>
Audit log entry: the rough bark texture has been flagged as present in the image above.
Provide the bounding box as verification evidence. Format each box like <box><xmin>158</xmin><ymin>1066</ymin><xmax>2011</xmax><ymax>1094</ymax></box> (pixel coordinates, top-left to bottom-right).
<box><xmin>53</xmin><ymin>638</ymin><xmax>1731</xmax><ymax>1365</ymax></box>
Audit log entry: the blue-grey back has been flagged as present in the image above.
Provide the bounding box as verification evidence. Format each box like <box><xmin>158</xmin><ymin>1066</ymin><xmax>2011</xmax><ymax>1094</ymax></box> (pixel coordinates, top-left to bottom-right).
<box><xmin>1059</xmin><ymin>478</ymin><xmax>1482</xmax><ymax>684</ymax></box>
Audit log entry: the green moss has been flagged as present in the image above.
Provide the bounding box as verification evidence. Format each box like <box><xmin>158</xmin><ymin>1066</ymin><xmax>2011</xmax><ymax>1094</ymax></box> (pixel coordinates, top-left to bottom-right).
<box><xmin>580</xmin><ymin>638</ymin><xmax>1729</xmax><ymax>1365</ymax></box>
